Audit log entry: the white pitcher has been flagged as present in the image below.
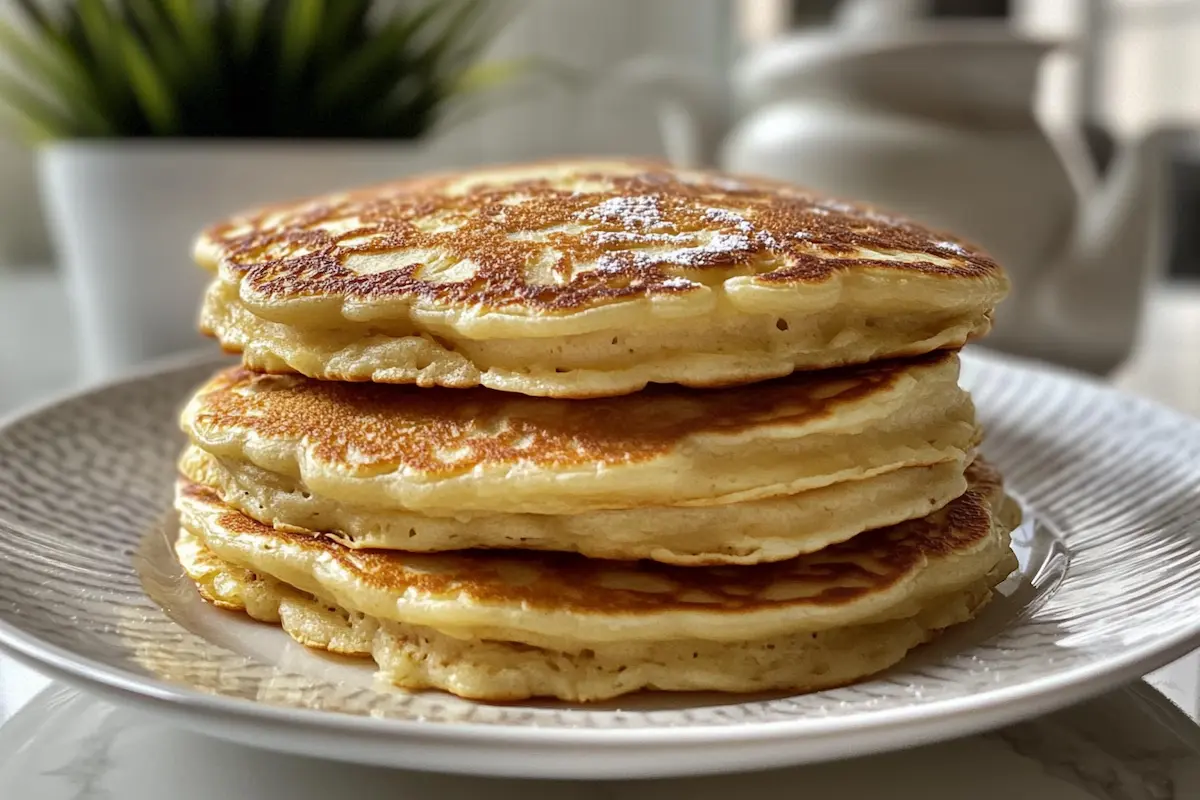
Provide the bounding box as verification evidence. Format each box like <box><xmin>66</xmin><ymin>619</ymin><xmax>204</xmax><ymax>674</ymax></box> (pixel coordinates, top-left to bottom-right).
<box><xmin>617</xmin><ymin>22</ymin><xmax>1178</xmax><ymax>374</ymax></box>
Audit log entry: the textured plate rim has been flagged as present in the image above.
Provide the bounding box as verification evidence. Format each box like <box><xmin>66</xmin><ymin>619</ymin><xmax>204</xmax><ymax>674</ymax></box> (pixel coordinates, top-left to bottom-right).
<box><xmin>0</xmin><ymin>348</ymin><xmax>1196</xmax><ymax>769</ymax></box>
<box><xmin>0</xmin><ymin>606</ymin><xmax>1195</xmax><ymax>758</ymax></box>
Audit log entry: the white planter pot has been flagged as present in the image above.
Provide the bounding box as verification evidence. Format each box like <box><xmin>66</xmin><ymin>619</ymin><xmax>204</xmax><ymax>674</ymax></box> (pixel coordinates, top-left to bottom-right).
<box><xmin>0</xmin><ymin>139</ymin><xmax>51</xmax><ymax>265</ymax></box>
<box><xmin>39</xmin><ymin>141</ymin><xmax>453</xmax><ymax>382</ymax></box>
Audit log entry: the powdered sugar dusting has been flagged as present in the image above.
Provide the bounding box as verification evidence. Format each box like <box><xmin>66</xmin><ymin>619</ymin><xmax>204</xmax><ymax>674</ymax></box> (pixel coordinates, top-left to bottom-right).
<box><xmin>588</xmin><ymin>230</ymin><xmax>690</xmax><ymax>246</ymax></box>
<box><xmin>586</xmin><ymin>230</ymin><xmax>761</xmax><ymax>273</ymax></box>
<box><xmin>577</xmin><ymin>195</ymin><xmax>665</xmax><ymax>229</ymax></box>
<box><xmin>703</xmin><ymin>207</ymin><xmax>780</xmax><ymax>248</ymax></box>
<box><xmin>576</xmin><ymin>197</ymin><xmax>784</xmax><ymax>271</ymax></box>
<box><xmin>703</xmin><ymin>207</ymin><xmax>748</xmax><ymax>227</ymax></box>
<box><xmin>594</xmin><ymin>254</ymin><xmax>625</xmax><ymax>273</ymax></box>
<box><xmin>572</xmin><ymin>190</ymin><xmax>943</xmax><ymax>279</ymax></box>
<box><xmin>935</xmin><ymin>240</ymin><xmax>968</xmax><ymax>255</ymax></box>
<box><xmin>577</xmin><ymin>196</ymin><xmax>787</xmax><ymax>266</ymax></box>
<box><xmin>700</xmin><ymin>232</ymin><xmax>753</xmax><ymax>256</ymax></box>
<box><xmin>626</xmin><ymin>232</ymin><xmax>753</xmax><ymax>269</ymax></box>
<box><xmin>661</xmin><ymin>276</ymin><xmax>700</xmax><ymax>289</ymax></box>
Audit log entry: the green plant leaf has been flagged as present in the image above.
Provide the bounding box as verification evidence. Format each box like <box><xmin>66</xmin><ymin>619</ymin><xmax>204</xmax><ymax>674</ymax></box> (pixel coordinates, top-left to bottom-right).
<box><xmin>0</xmin><ymin>103</ymin><xmax>60</xmax><ymax>142</ymax></box>
<box><xmin>76</xmin><ymin>0</ymin><xmax>122</xmax><ymax>63</ymax></box>
<box><xmin>0</xmin><ymin>36</ymin><xmax>111</xmax><ymax>136</ymax></box>
<box><xmin>311</xmin><ymin>2</ymin><xmax>442</xmax><ymax>114</ymax></box>
<box><xmin>126</xmin><ymin>0</ymin><xmax>190</xmax><ymax>84</ymax></box>
<box><xmin>358</xmin><ymin>1</ymin><xmax>483</xmax><ymax>110</ymax></box>
<box><xmin>0</xmin><ymin>73</ymin><xmax>81</xmax><ymax>138</ymax></box>
<box><xmin>280</xmin><ymin>0</ymin><xmax>324</xmax><ymax>78</ymax></box>
<box><xmin>75</xmin><ymin>0</ymin><xmax>130</xmax><ymax>109</ymax></box>
<box><xmin>228</xmin><ymin>0</ymin><xmax>269</xmax><ymax>58</ymax></box>
<box><xmin>414</xmin><ymin>0</ymin><xmax>490</xmax><ymax>72</ymax></box>
<box><xmin>313</xmin><ymin>0</ymin><xmax>371</xmax><ymax>64</ymax></box>
<box><xmin>160</xmin><ymin>0</ymin><xmax>216</xmax><ymax>71</ymax></box>
<box><xmin>0</xmin><ymin>0</ymin><xmax>519</xmax><ymax>140</ymax></box>
<box><xmin>117</xmin><ymin>27</ymin><xmax>179</xmax><ymax>134</ymax></box>
<box><xmin>10</xmin><ymin>0</ymin><xmax>55</xmax><ymax>35</ymax></box>
<box><xmin>0</xmin><ymin>4</ymin><xmax>120</xmax><ymax>135</ymax></box>
<box><xmin>0</xmin><ymin>20</ymin><xmax>80</xmax><ymax>101</ymax></box>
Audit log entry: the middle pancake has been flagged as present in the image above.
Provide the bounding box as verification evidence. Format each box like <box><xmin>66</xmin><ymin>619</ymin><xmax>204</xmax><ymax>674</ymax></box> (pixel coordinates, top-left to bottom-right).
<box><xmin>180</xmin><ymin>351</ymin><xmax>978</xmax><ymax>566</ymax></box>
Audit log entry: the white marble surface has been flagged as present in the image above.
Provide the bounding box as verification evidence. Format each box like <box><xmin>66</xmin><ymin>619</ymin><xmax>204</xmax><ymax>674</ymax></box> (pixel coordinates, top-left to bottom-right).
<box><xmin>0</xmin><ymin>271</ymin><xmax>1198</xmax><ymax>796</ymax></box>
<box><xmin>1</xmin><ymin>681</ymin><xmax>1197</xmax><ymax>798</ymax></box>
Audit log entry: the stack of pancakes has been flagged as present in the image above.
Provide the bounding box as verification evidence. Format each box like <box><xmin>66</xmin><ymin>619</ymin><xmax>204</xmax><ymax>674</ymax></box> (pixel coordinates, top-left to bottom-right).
<box><xmin>176</xmin><ymin>159</ymin><xmax>1018</xmax><ymax>702</ymax></box>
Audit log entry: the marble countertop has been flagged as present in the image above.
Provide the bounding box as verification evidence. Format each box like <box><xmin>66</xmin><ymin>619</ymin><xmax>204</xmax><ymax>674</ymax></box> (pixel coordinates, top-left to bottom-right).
<box><xmin>1</xmin><ymin>270</ymin><xmax>1198</xmax><ymax>797</ymax></box>
<box><xmin>0</xmin><ymin>682</ymin><xmax>1197</xmax><ymax>800</ymax></box>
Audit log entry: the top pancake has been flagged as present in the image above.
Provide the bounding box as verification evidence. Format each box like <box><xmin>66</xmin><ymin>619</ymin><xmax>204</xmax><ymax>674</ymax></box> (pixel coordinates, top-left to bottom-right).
<box><xmin>196</xmin><ymin>159</ymin><xmax>1008</xmax><ymax>397</ymax></box>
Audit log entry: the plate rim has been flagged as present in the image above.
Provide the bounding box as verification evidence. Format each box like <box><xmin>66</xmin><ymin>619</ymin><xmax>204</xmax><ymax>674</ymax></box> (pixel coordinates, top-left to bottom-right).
<box><xmin>2</xmin><ymin>622</ymin><xmax>1199</xmax><ymax>777</ymax></box>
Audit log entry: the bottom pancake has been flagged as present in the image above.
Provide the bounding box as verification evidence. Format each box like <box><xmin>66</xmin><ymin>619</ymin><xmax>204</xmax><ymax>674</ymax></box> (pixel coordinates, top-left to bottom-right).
<box><xmin>177</xmin><ymin>526</ymin><xmax>1009</xmax><ymax>702</ymax></box>
<box><xmin>174</xmin><ymin>460</ymin><xmax>1019</xmax><ymax>702</ymax></box>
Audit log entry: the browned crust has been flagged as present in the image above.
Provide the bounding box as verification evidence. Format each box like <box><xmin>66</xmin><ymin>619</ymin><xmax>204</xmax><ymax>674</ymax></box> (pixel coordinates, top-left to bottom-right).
<box><xmin>184</xmin><ymin>352</ymin><xmax>956</xmax><ymax>475</ymax></box>
<box><xmin>177</xmin><ymin>458</ymin><xmax>1006</xmax><ymax>618</ymax></box>
<box><xmin>198</xmin><ymin>160</ymin><xmax>1004</xmax><ymax>313</ymax></box>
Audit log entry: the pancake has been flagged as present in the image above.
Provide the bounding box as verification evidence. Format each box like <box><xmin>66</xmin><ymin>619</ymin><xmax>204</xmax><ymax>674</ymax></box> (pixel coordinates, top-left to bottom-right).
<box><xmin>180</xmin><ymin>445</ymin><xmax>968</xmax><ymax>565</ymax></box>
<box><xmin>179</xmin><ymin>351</ymin><xmax>978</xmax><ymax>519</ymax></box>
<box><xmin>195</xmin><ymin>159</ymin><xmax>1008</xmax><ymax>398</ymax></box>
<box><xmin>179</xmin><ymin>528</ymin><xmax>1006</xmax><ymax>702</ymax></box>
<box><xmin>174</xmin><ymin>460</ymin><xmax>1019</xmax><ymax>701</ymax></box>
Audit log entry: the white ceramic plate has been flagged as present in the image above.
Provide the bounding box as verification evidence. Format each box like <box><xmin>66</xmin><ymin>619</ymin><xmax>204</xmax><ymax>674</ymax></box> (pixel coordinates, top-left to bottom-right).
<box><xmin>0</xmin><ymin>349</ymin><xmax>1198</xmax><ymax>779</ymax></box>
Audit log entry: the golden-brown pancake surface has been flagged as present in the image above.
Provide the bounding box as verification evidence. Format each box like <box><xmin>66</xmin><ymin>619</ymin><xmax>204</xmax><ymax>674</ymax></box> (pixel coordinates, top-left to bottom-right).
<box><xmin>198</xmin><ymin>160</ymin><xmax>1000</xmax><ymax>308</ymax></box>
<box><xmin>174</xmin><ymin>459</ymin><xmax>1019</xmax><ymax>701</ymax></box>
<box><xmin>180</xmin><ymin>352</ymin><xmax>978</xmax><ymax>516</ymax></box>
<box><xmin>179</xmin><ymin>444</ymin><xmax>970</xmax><ymax>565</ymax></box>
<box><xmin>196</xmin><ymin>159</ymin><xmax>1008</xmax><ymax>396</ymax></box>
<box><xmin>175</xmin><ymin>458</ymin><xmax>1015</xmax><ymax>643</ymax></box>
<box><xmin>177</xmin><ymin>525</ymin><xmax>1008</xmax><ymax>702</ymax></box>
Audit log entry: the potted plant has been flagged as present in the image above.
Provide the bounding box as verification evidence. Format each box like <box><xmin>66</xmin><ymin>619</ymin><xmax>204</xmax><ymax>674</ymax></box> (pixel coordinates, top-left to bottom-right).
<box><xmin>0</xmin><ymin>0</ymin><xmax>516</xmax><ymax>380</ymax></box>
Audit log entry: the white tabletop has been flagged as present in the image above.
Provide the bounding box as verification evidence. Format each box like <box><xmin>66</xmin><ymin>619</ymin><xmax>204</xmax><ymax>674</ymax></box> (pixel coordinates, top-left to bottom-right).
<box><xmin>0</xmin><ymin>270</ymin><xmax>1198</xmax><ymax>796</ymax></box>
<box><xmin>1</xmin><ymin>681</ymin><xmax>1198</xmax><ymax>799</ymax></box>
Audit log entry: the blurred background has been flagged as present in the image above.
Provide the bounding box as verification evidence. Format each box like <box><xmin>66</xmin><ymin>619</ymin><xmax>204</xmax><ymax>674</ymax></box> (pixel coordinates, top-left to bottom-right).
<box><xmin>0</xmin><ymin>0</ymin><xmax>1196</xmax><ymax>416</ymax></box>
